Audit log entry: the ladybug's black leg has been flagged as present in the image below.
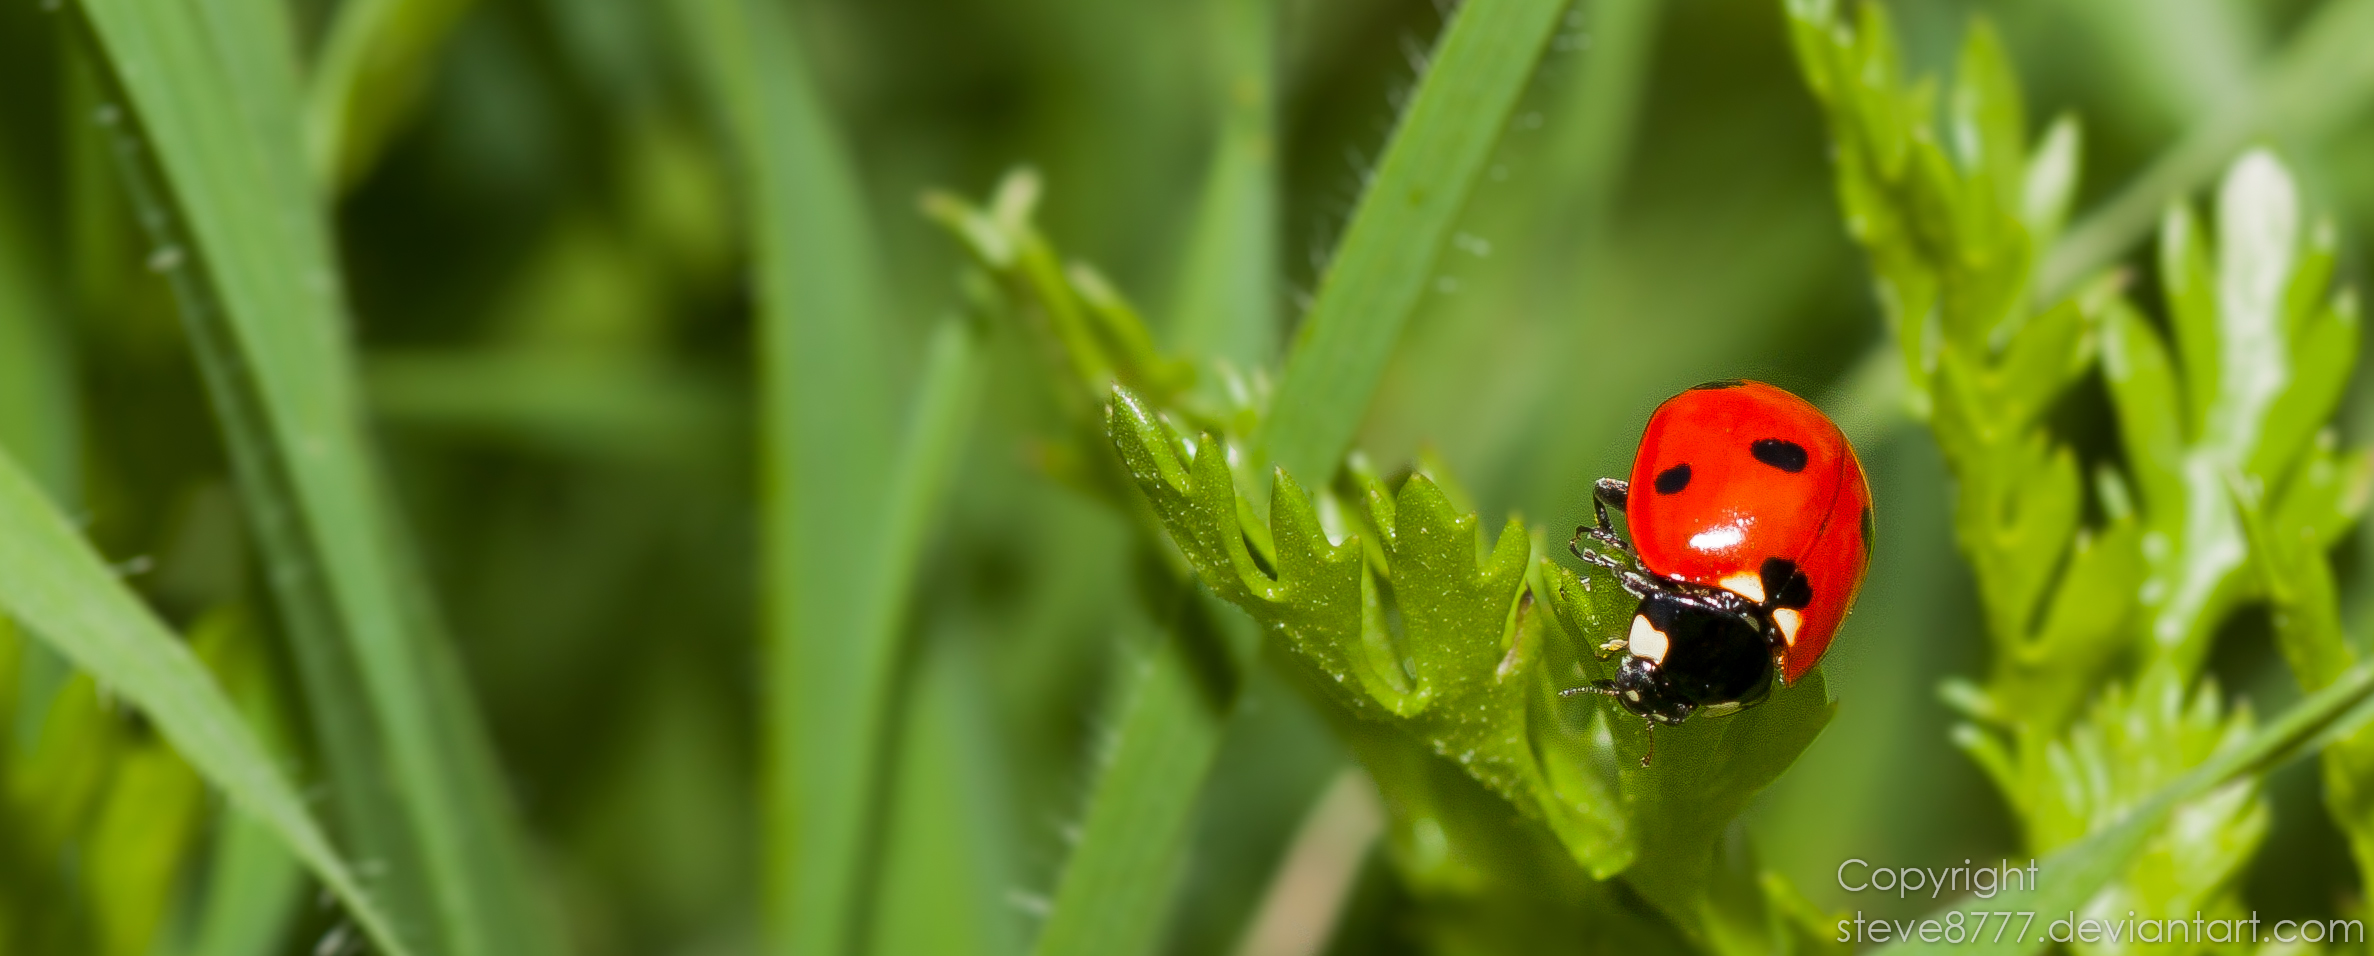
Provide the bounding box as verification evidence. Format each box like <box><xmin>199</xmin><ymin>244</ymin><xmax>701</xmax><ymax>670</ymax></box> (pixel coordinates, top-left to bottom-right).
<box><xmin>1586</xmin><ymin>478</ymin><xmax>1634</xmax><ymax>552</ymax></box>
<box><xmin>1593</xmin><ymin>478</ymin><xmax>1630</xmax><ymax>523</ymax></box>
<box><xmin>1567</xmin><ymin>540</ymin><xmax>1665</xmax><ymax>601</ymax></box>
<box><xmin>1639</xmin><ymin>718</ymin><xmax>1656</xmax><ymax>767</ymax></box>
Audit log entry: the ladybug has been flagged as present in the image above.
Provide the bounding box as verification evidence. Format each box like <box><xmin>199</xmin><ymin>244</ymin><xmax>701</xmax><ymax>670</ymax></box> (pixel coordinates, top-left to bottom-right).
<box><xmin>1563</xmin><ymin>380</ymin><xmax>1872</xmax><ymax>761</ymax></box>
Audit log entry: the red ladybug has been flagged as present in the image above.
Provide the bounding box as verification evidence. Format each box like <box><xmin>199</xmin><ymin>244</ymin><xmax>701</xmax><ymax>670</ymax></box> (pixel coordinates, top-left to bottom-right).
<box><xmin>1564</xmin><ymin>380</ymin><xmax>1872</xmax><ymax>756</ymax></box>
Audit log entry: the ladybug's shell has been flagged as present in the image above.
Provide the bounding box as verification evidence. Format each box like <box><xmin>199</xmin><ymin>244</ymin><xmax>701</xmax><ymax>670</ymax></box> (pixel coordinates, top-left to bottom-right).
<box><xmin>1625</xmin><ymin>381</ymin><xmax>1872</xmax><ymax>683</ymax></box>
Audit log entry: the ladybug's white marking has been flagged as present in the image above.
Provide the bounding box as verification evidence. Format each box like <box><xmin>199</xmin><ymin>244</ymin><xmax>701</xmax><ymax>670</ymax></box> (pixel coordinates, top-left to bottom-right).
<box><xmin>1718</xmin><ymin>570</ymin><xmax>1765</xmax><ymax>604</ymax></box>
<box><xmin>1628</xmin><ymin>615</ymin><xmax>1670</xmax><ymax>664</ymax></box>
<box><xmin>1773</xmin><ymin>608</ymin><xmax>1803</xmax><ymax>646</ymax></box>
<box><xmin>1689</xmin><ymin>526</ymin><xmax>1744</xmax><ymax>551</ymax></box>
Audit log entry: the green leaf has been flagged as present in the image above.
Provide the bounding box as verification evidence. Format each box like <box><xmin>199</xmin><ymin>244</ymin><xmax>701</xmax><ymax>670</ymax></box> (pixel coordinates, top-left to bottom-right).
<box><xmin>2099</xmin><ymin>301</ymin><xmax>2187</xmax><ymax>517</ymax></box>
<box><xmin>2198</xmin><ymin>151</ymin><xmax>2299</xmax><ymax>461</ymax></box>
<box><xmin>926</xmin><ymin>174</ymin><xmax>1196</xmax><ymax>421</ymax></box>
<box><xmin>1621</xmin><ymin>669</ymin><xmax>1834</xmax><ymax>949</ymax></box>
<box><xmin>1980</xmin><ymin>519</ymin><xmax>2143</xmax><ymax>734</ymax></box>
<box><xmin>1255</xmin><ymin>0</ymin><xmax>1568</xmax><ymax>483</ymax></box>
<box><xmin>0</xmin><ymin>451</ymin><xmax>412</xmax><ymax>956</ymax></box>
<box><xmin>1948</xmin><ymin>19</ymin><xmax>2025</xmax><ymax>209</ymax></box>
<box><xmin>2018</xmin><ymin>116</ymin><xmax>2081</xmax><ymax>245</ymax></box>
<box><xmin>1109</xmin><ymin>387</ymin><xmax>1636</xmax><ymax>876</ymax></box>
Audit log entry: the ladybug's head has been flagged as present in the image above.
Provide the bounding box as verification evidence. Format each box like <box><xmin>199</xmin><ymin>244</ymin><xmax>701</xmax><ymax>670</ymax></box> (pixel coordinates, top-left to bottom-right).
<box><xmin>1608</xmin><ymin>592</ymin><xmax>1777</xmax><ymax>724</ymax></box>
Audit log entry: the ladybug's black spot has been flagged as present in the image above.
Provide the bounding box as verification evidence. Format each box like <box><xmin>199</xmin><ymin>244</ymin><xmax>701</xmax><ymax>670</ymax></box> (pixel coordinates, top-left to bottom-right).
<box><xmin>1751</xmin><ymin>438</ymin><xmax>1808</xmax><ymax>473</ymax></box>
<box><xmin>1761</xmin><ymin>557</ymin><xmax>1813</xmax><ymax>609</ymax></box>
<box><xmin>1654</xmin><ymin>464</ymin><xmax>1692</xmax><ymax>495</ymax></box>
<box><xmin>1690</xmin><ymin>379</ymin><xmax>1747</xmax><ymax>391</ymax></box>
<box><xmin>1759</xmin><ymin>558</ymin><xmax>1795</xmax><ymax>602</ymax></box>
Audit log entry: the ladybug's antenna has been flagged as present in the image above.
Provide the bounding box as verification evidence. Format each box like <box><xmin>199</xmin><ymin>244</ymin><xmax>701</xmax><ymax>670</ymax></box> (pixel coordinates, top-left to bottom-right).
<box><xmin>1556</xmin><ymin>683</ymin><xmax>1656</xmax><ymax>766</ymax></box>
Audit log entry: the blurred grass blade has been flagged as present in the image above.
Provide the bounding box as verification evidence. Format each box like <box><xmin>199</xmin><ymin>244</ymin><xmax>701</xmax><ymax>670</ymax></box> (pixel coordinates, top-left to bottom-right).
<box><xmin>0</xmin><ymin>137</ymin><xmax>82</xmax><ymax>746</ymax></box>
<box><xmin>712</xmin><ymin>0</ymin><xmax>931</xmax><ymax>950</ymax></box>
<box><xmin>305</xmin><ymin>0</ymin><xmax>478</xmax><ymax>192</ymax></box>
<box><xmin>1255</xmin><ymin>0</ymin><xmax>1566</xmax><ymax>482</ymax></box>
<box><xmin>1537</xmin><ymin>0</ymin><xmax>1656</xmax><ymax>242</ymax></box>
<box><xmin>367</xmin><ymin>350</ymin><xmax>740</xmax><ymax>465</ymax></box>
<box><xmin>68</xmin><ymin>0</ymin><xmax>559</xmax><ymax>952</ymax></box>
<box><xmin>1033</xmin><ymin>594</ymin><xmax>1255</xmax><ymax>956</ymax></box>
<box><xmin>0</xmin><ymin>451</ymin><xmax>409</xmax><ymax>956</ymax></box>
<box><xmin>871</xmin><ymin>635</ymin><xmax>1025</xmax><ymax>956</ymax></box>
<box><xmin>180</xmin><ymin>613</ymin><xmax>306</xmax><ymax>956</ymax></box>
<box><xmin>0</xmin><ymin>161</ymin><xmax>79</xmax><ymax>507</ymax></box>
<box><xmin>1875</xmin><ymin>662</ymin><xmax>2374</xmax><ymax>956</ymax></box>
<box><xmin>1229</xmin><ymin>767</ymin><xmax>1384</xmax><ymax>956</ymax></box>
<box><xmin>1168</xmin><ymin>0</ymin><xmax>1278</xmax><ymax>371</ymax></box>
<box><xmin>2036</xmin><ymin>0</ymin><xmax>2374</xmax><ymax>299</ymax></box>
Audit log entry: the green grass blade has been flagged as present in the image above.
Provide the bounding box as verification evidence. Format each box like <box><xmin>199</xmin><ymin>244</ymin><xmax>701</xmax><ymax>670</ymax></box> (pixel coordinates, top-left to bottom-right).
<box><xmin>67</xmin><ymin>0</ymin><xmax>558</xmax><ymax>951</ymax></box>
<box><xmin>1167</xmin><ymin>0</ymin><xmax>1278</xmax><ymax>371</ymax></box>
<box><xmin>2036</xmin><ymin>0</ymin><xmax>2374</xmax><ymax>299</ymax></box>
<box><xmin>1536</xmin><ymin>0</ymin><xmax>1656</xmax><ymax>241</ymax></box>
<box><xmin>1031</xmin><ymin>595</ymin><xmax>1254</xmax><ymax>956</ymax></box>
<box><xmin>182</xmin><ymin>811</ymin><xmax>304</xmax><ymax>956</ymax></box>
<box><xmin>870</xmin><ymin>634</ymin><xmax>1025</xmax><ymax>956</ymax></box>
<box><xmin>0</xmin><ymin>138</ymin><xmax>82</xmax><ymax>748</ymax></box>
<box><xmin>1873</xmin><ymin>662</ymin><xmax>2374</xmax><ymax>956</ymax></box>
<box><xmin>0</xmin><ymin>450</ymin><xmax>410</xmax><ymax>956</ymax></box>
<box><xmin>304</xmin><ymin>0</ymin><xmax>478</xmax><ymax>192</ymax></box>
<box><xmin>179</xmin><ymin>614</ymin><xmax>305</xmax><ymax>956</ymax></box>
<box><xmin>367</xmin><ymin>350</ymin><xmax>739</xmax><ymax>465</ymax></box>
<box><xmin>716</xmin><ymin>8</ymin><xmax>985</xmax><ymax>956</ymax></box>
<box><xmin>1254</xmin><ymin>0</ymin><xmax>1566</xmax><ymax>482</ymax></box>
<box><xmin>0</xmin><ymin>168</ymin><xmax>79</xmax><ymax>507</ymax></box>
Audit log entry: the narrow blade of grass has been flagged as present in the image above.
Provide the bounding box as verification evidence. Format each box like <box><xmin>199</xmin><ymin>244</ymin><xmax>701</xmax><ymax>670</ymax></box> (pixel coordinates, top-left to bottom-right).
<box><xmin>0</xmin><ymin>142</ymin><xmax>81</xmax><ymax>748</ymax></box>
<box><xmin>1032</xmin><ymin>593</ymin><xmax>1256</xmax><ymax>956</ymax></box>
<box><xmin>367</xmin><ymin>350</ymin><xmax>740</xmax><ymax>466</ymax></box>
<box><xmin>1168</xmin><ymin>0</ymin><xmax>1279</xmax><ymax>371</ymax></box>
<box><xmin>67</xmin><ymin>0</ymin><xmax>559</xmax><ymax>952</ymax></box>
<box><xmin>869</xmin><ymin>632</ymin><xmax>1026</xmax><ymax>956</ymax></box>
<box><xmin>1228</xmin><ymin>767</ymin><xmax>1384</xmax><ymax>956</ymax></box>
<box><xmin>0</xmin><ymin>163</ymin><xmax>78</xmax><ymax>506</ymax></box>
<box><xmin>706</xmin><ymin>0</ymin><xmax>951</xmax><ymax>951</ymax></box>
<box><xmin>1255</xmin><ymin>0</ymin><xmax>1567</xmax><ymax>482</ymax></box>
<box><xmin>2036</xmin><ymin>0</ymin><xmax>2374</xmax><ymax>299</ymax></box>
<box><xmin>1874</xmin><ymin>662</ymin><xmax>2374</xmax><ymax>956</ymax></box>
<box><xmin>304</xmin><ymin>0</ymin><xmax>479</xmax><ymax>193</ymax></box>
<box><xmin>0</xmin><ymin>449</ymin><xmax>410</xmax><ymax>956</ymax></box>
<box><xmin>178</xmin><ymin>614</ymin><xmax>305</xmax><ymax>956</ymax></box>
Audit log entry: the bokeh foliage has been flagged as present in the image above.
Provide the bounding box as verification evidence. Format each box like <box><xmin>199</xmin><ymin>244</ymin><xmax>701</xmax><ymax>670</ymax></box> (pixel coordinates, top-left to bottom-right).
<box><xmin>4</xmin><ymin>0</ymin><xmax>2374</xmax><ymax>954</ymax></box>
